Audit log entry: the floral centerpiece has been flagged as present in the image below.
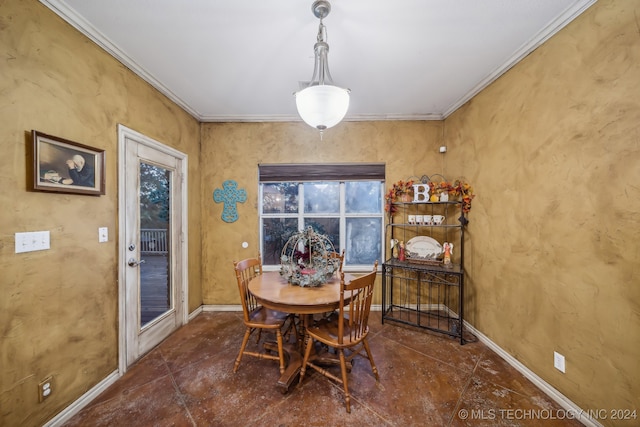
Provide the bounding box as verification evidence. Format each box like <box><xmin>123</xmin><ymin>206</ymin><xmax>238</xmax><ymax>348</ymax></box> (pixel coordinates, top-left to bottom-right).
<box><xmin>280</xmin><ymin>226</ymin><xmax>341</xmax><ymax>287</ymax></box>
<box><xmin>384</xmin><ymin>179</ymin><xmax>414</xmax><ymax>213</ymax></box>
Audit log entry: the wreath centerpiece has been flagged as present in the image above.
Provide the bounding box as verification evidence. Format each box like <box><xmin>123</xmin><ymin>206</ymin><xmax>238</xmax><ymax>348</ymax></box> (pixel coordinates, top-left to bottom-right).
<box><xmin>280</xmin><ymin>226</ymin><xmax>341</xmax><ymax>287</ymax></box>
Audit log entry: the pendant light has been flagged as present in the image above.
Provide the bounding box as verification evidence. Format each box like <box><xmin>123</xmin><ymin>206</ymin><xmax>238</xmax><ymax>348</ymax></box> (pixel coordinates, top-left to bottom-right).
<box><xmin>295</xmin><ymin>1</ymin><xmax>350</xmax><ymax>133</ymax></box>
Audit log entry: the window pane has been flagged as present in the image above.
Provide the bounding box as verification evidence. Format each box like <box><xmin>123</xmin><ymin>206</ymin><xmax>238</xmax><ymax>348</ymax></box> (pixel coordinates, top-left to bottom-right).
<box><xmin>262</xmin><ymin>183</ymin><xmax>298</xmax><ymax>214</ymax></box>
<box><xmin>303</xmin><ymin>182</ymin><xmax>339</xmax><ymax>213</ymax></box>
<box><xmin>345</xmin><ymin>181</ymin><xmax>382</xmax><ymax>213</ymax></box>
<box><xmin>262</xmin><ymin>218</ymin><xmax>298</xmax><ymax>265</ymax></box>
<box><xmin>304</xmin><ymin>218</ymin><xmax>340</xmax><ymax>251</ymax></box>
<box><xmin>345</xmin><ymin>218</ymin><xmax>382</xmax><ymax>265</ymax></box>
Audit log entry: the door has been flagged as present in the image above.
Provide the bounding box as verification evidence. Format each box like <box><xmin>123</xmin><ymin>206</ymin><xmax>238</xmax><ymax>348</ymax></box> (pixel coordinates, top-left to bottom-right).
<box><xmin>118</xmin><ymin>125</ymin><xmax>188</xmax><ymax>370</ymax></box>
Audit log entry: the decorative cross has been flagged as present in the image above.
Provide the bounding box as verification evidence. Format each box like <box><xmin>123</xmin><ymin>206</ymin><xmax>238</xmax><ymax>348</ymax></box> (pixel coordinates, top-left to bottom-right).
<box><xmin>213</xmin><ymin>180</ymin><xmax>247</xmax><ymax>223</ymax></box>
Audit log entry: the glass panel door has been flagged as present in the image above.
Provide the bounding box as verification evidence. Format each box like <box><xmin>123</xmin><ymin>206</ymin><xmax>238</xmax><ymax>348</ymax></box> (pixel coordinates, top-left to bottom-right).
<box><xmin>120</xmin><ymin>124</ymin><xmax>186</xmax><ymax>369</ymax></box>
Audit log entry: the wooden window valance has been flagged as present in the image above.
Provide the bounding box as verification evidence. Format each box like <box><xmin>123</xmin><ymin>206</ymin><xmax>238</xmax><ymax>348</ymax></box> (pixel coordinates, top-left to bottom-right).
<box><xmin>258</xmin><ymin>163</ymin><xmax>385</xmax><ymax>183</ymax></box>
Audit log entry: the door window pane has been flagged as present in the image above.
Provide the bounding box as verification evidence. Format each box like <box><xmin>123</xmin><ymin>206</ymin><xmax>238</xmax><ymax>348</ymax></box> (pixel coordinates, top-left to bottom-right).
<box><xmin>139</xmin><ymin>162</ymin><xmax>171</xmax><ymax>328</ymax></box>
<box><xmin>345</xmin><ymin>218</ymin><xmax>382</xmax><ymax>265</ymax></box>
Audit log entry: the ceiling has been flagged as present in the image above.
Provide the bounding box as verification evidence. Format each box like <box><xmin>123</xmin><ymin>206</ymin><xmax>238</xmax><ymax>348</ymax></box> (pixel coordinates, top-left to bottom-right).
<box><xmin>40</xmin><ymin>0</ymin><xmax>595</xmax><ymax>123</ymax></box>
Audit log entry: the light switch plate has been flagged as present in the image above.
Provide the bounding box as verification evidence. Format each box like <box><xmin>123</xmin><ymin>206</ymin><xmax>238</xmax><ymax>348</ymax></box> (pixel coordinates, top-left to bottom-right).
<box><xmin>15</xmin><ymin>231</ymin><xmax>50</xmax><ymax>253</ymax></box>
<box><xmin>554</xmin><ymin>351</ymin><xmax>566</xmax><ymax>373</ymax></box>
<box><xmin>98</xmin><ymin>227</ymin><xmax>108</xmax><ymax>243</ymax></box>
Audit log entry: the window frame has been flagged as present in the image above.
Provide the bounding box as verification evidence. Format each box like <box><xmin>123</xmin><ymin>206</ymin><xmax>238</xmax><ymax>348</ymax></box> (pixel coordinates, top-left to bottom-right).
<box><xmin>259</xmin><ymin>180</ymin><xmax>385</xmax><ymax>272</ymax></box>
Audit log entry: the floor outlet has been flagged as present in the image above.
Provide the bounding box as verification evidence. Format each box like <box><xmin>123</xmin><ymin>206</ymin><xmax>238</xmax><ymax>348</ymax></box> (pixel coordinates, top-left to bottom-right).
<box><xmin>554</xmin><ymin>351</ymin><xmax>566</xmax><ymax>373</ymax></box>
<box><xmin>38</xmin><ymin>376</ymin><xmax>53</xmax><ymax>402</ymax></box>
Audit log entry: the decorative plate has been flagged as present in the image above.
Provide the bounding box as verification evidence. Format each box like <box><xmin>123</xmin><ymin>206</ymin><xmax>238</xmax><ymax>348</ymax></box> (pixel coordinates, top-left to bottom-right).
<box><xmin>405</xmin><ymin>236</ymin><xmax>443</xmax><ymax>260</ymax></box>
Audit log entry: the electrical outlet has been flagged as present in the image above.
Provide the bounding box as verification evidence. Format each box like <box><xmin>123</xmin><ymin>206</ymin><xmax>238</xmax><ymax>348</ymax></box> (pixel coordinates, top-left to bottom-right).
<box><xmin>554</xmin><ymin>351</ymin><xmax>566</xmax><ymax>373</ymax></box>
<box><xmin>38</xmin><ymin>376</ymin><xmax>53</xmax><ymax>402</ymax></box>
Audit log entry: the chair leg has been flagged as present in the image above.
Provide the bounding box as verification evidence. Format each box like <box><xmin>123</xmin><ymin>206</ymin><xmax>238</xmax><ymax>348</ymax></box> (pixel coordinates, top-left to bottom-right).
<box><xmin>233</xmin><ymin>327</ymin><xmax>252</xmax><ymax>373</ymax></box>
<box><xmin>276</xmin><ymin>329</ymin><xmax>285</xmax><ymax>375</ymax></box>
<box><xmin>299</xmin><ymin>335</ymin><xmax>315</xmax><ymax>385</ymax></box>
<box><xmin>338</xmin><ymin>349</ymin><xmax>351</xmax><ymax>413</ymax></box>
<box><xmin>362</xmin><ymin>338</ymin><xmax>380</xmax><ymax>381</ymax></box>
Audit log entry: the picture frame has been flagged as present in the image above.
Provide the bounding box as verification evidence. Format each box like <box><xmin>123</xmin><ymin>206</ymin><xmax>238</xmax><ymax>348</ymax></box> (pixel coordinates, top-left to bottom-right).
<box><xmin>32</xmin><ymin>130</ymin><xmax>106</xmax><ymax>196</ymax></box>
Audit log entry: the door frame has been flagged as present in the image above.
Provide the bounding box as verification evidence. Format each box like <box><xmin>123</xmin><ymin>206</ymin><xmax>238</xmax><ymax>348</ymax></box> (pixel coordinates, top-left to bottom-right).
<box><xmin>117</xmin><ymin>124</ymin><xmax>189</xmax><ymax>374</ymax></box>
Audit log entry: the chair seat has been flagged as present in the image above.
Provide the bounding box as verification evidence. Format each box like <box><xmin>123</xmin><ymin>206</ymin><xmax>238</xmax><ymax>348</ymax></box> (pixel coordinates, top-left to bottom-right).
<box><xmin>247</xmin><ymin>306</ymin><xmax>288</xmax><ymax>328</ymax></box>
<box><xmin>307</xmin><ymin>318</ymin><xmax>368</xmax><ymax>348</ymax></box>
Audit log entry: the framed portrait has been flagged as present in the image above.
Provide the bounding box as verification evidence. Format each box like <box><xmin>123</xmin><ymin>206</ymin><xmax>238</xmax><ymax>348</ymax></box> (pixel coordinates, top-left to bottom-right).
<box><xmin>32</xmin><ymin>130</ymin><xmax>106</xmax><ymax>196</ymax></box>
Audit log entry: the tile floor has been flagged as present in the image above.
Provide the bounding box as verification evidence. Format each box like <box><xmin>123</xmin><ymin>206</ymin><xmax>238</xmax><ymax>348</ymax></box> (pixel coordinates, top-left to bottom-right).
<box><xmin>63</xmin><ymin>312</ymin><xmax>584</xmax><ymax>426</ymax></box>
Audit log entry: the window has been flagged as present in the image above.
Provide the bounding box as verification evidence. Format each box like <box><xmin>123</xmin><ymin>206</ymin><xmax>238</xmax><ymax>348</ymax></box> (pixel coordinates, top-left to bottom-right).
<box><xmin>259</xmin><ymin>163</ymin><xmax>385</xmax><ymax>271</ymax></box>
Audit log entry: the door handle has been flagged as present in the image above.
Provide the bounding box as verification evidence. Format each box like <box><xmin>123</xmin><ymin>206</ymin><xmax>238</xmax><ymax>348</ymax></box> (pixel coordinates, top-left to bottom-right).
<box><xmin>128</xmin><ymin>258</ymin><xmax>146</xmax><ymax>267</ymax></box>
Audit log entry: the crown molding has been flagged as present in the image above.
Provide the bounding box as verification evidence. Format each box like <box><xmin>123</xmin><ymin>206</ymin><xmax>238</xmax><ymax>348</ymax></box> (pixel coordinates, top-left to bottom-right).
<box><xmin>39</xmin><ymin>0</ymin><xmax>201</xmax><ymax>119</ymax></box>
<box><xmin>443</xmin><ymin>0</ymin><xmax>597</xmax><ymax>118</ymax></box>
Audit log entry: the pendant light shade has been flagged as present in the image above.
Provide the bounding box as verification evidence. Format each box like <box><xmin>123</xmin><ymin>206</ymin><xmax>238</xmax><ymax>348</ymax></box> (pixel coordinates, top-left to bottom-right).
<box><xmin>296</xmin><ymin>85</ymin><xmax>350</xmax><ymax>131</ymax></box>
<box><xmin>295</xmin><ymin>1</ymin><xmax>350</xmax><ymax>132</ymax></box>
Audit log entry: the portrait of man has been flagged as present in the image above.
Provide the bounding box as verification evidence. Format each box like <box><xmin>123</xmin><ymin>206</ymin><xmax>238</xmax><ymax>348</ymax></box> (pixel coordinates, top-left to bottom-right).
<box><xmin>63</xmin><ymin>154</ymin><xmax>95</xmax><ymax>187</ymax></box>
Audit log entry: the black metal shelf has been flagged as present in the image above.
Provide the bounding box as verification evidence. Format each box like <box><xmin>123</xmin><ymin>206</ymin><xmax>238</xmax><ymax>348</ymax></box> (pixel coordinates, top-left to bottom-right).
<box><xmin>383</xmin><ymin>257</ymin><xmax>462</xmax><ymax>275</ymax></box>
<box><xmin>382</xmin><ymin>199</ymin><xmax>470</xmax><ymax>344</ymax></box>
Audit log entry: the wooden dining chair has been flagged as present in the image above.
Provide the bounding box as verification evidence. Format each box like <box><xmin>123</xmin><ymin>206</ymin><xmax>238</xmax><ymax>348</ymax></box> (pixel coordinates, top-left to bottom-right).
<box><xmin>319</xmin><ymin>249</ymin><xmax>346</xmax><ymax>321</ymax></box>
<box><xmin>233</xmin><ymin>256</ymin><xmax>291</xmax><ymax>375</ymax></box>
<box><xmin>299</xmin><ymin>261</ymin><xmax>380</xmax><ymax>413</ymax></box>
<box><xmin>328</xmin><ymin>249</ymin><xmax>345</xmax><ymax>273</ymax></box>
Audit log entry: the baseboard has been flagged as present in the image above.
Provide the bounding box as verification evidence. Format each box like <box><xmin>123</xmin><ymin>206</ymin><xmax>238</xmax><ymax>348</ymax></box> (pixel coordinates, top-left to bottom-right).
<box><xmin>188</xmin><ymin>305</ymin><xmax>203</xmax><ymax>320</ymax></box>
<box><xmin>43</xmin><ymin>370</ymin><xmax>120</xmax><ymax>427</ymax></box>
<box><xmin>202</xmin><ymin>304</ymin><xmax>242</xmax><ymax>312</ymax></box>
<box><xmin>462</xmin><ymin>321</ymin><xmax>603</xmax><ymax>427</ymax></box>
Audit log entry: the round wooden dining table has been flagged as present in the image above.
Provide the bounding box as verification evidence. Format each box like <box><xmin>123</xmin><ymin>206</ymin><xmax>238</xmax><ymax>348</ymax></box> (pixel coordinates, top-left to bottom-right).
<box><xmin>248</xmin><ymin>271</ymin><xmax>357</xmax><ymax>393</ymax></box>
<box><xmin>248</xmin><ymin>270</ymin><xmax>356</xmax><ymax>314</ymax></box>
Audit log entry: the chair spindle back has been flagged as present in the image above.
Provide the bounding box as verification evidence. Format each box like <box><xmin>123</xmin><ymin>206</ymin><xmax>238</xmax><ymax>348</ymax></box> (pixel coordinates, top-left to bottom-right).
<box><xmin>234</xmin><ymin>256</ymin><xmax>262</xmax><ymax>323</ymax></box>
<box><xmin>338</xmin><ymin>261</ymin><xmax>378</xmax><ymax>344</ymax></box>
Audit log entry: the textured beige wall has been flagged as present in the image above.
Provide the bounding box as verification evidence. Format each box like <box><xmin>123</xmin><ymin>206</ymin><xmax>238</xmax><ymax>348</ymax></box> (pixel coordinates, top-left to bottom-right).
<box><xmin>200</xmin><ymin>121</ymin><xmax>444</xmax><ymax>304</ymax></box>
<box><xmin>3</xmin><ymin>0</ymin><xmax>637</xmax><ymax>425</ymax></box>
<box><xmin>444</xmin><ymin>0</ymin><xmax>639</xmax><ymax>418</ymax></box>
<box><xmin>0</xmin><ymin>2</ymin><xmax>201</xmax><ymax>426</ymax></box>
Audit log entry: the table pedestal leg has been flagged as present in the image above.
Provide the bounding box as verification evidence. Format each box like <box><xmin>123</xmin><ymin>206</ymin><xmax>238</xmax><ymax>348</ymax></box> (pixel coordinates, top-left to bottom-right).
<box><xmin>263</xmin><ymin>341</ymin><xmax>300</xmax><ymax>393</ymax></box>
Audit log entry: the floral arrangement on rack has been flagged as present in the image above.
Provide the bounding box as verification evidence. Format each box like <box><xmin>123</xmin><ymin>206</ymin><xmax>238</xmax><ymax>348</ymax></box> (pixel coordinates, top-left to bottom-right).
<box><xmin>384</xmin><ymin>179</ymin><xmax>415</xmax><ymax>213</ymax></box>
<box><xmin>429</xmin><ymin>179</ymin><xmax>476</xmax><ymax>213</ymax></box>
<box><xmin>386</xmin><ymin>177</ymin><xmax>476</xmax><ymax>213</ymax></box>
<box><xmin>280</xmin><ymin>226</ymin><xmax>341</xmax><ymax>287</ymax></box>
